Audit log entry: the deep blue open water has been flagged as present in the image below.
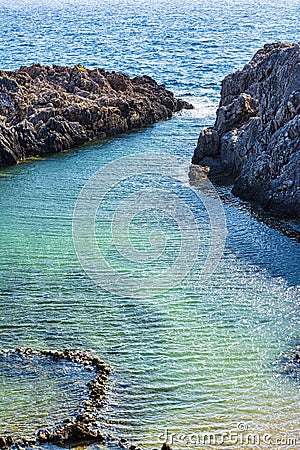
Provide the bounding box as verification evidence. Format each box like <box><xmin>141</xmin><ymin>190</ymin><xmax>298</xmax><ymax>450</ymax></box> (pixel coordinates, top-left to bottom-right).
<box><xmin>0</xmin><ymin>0</ymin><xmax>299</xmax><ymax>448</ymax></box>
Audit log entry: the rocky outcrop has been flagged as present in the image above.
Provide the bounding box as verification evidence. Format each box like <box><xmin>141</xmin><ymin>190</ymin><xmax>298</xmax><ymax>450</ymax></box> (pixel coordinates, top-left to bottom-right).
<box><xmin>193</xmin><ymin>43</ymin><xmax>300</xmax><ymax>218</ymax></box>
<box><xmin>0</xmin><ymin>64</ymin><xmax>192</xmax><ymax>166</ymax></box>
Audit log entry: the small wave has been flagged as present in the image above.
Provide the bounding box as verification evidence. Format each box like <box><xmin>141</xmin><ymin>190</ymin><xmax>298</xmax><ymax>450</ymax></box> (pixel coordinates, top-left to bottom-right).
<box><xmin>179</xmin><ymin>96</ymin><xmax>217</xmax><ymax>119</ymax></box>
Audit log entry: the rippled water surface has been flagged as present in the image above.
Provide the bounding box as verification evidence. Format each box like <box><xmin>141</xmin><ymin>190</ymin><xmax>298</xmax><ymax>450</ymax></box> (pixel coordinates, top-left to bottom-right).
<box><xmin>0</xmin><ymin>352</ymin><xmax>94</xmax><ymax>436</ymax></box>
<box><xmin>0</xmin><ymin>0</ymin><xmax>300</xmax><ymax>448</ymax></box>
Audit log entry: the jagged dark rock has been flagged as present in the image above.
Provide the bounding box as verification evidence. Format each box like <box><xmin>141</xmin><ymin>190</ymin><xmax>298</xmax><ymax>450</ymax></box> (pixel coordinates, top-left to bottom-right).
<box><xmin>192</xmin><ymin>42</ymin><xmax>300</xmax><ymax>218</ymax></box>
<box><xmin>0</xmin><ymin>64</ymin><xmax>192</xmax><ymax>166</ymax></box>
<box><xmin>0</xmin><ymin>348</ymin><xmax>110</xmax><ymax>449</ymax></box>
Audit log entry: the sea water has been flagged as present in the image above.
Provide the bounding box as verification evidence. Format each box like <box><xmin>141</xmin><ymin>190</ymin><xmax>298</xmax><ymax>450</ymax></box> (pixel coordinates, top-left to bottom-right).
<box><xmin>0</xmin><ymin>0</ymin><xmax>299</xmax><ymax>448</ymax></box>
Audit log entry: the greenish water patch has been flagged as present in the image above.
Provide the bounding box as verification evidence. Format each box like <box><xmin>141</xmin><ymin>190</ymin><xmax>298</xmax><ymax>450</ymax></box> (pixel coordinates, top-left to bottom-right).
<box><xmin>0</xmin><ymin>0</ymin><xmax>299</xmax><ymax>448</ymax></box>
<box><xmin>0</xmin><ymin>124</ymin><xmax>299</xmax><ymax>448</ymax></box>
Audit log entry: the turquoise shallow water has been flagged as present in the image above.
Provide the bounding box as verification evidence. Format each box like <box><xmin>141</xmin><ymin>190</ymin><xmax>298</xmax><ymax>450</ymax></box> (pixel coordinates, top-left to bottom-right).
<box><xmin>0</xmin><ymin>0</ymin><xmax>300</xmax><ymax>448</ymax></box>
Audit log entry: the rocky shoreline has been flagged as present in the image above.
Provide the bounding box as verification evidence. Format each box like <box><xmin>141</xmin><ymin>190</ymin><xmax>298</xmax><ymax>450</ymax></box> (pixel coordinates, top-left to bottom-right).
<box><xmin>0</xmin><ymin>64</ymin><xmax>192</xmax><ymax>166</ymax></box>
<box><xmin>193</xmin><ymin>42</ymin><xmax>300</xmax><ymax>218</ymax></box>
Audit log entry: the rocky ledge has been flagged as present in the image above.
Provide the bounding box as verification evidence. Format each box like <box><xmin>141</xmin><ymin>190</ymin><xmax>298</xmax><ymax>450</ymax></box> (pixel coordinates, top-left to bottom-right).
<box><xmin>192</xmin><ymin>42</ymin><xmax>300</xmax><ymax>218</ymax></box>
<box><xmin>0</xmin><ymin>64</ymin><xmax>192</xmax><ymax>166</ymax></box>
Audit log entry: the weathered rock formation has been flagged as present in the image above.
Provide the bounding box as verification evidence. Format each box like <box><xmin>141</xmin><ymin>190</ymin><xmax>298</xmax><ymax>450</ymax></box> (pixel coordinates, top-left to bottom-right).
<box><xmin>193</xmin><ymin>43</ymin><xmax>300</xmax><ymax>218</ymax></box>
<box><xmin>0</xmin><ymin>64</ymin><xmax>192</xmax><ymax>166</ymax></box>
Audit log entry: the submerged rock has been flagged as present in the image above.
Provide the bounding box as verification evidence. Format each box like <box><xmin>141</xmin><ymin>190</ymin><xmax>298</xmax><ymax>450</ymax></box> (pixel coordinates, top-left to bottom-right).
<box><xmin>192</xmin><ymin>42</ymin><xmax>300</xmax><ymax>218</ymax></box>
<box><xmin>0</xmin><ymin>349</ymin><xmax>173</xmax><ymax>450</ymax></box>
<box><xmin>276</xmin><ymin>345</ymin><xmax>300</xmax><ymax>382</ymax></box>
<box><xmin>0</xmin><ymin>348</ymin><xmax>110</xmax><ymax>449</ymax></box>
<box><xmin>0</xmin><ymin>64</ymin><xmax>192</xmax><ymax>166</ymax></box>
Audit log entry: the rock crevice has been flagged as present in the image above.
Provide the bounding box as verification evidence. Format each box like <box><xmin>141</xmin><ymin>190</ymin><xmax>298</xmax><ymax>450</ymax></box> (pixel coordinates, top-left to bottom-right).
<box><xmin>193</xmin><ymin>42</ymin><xmax>300</xmax><ymax>218</ymax></box>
